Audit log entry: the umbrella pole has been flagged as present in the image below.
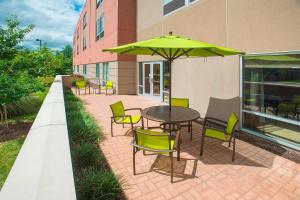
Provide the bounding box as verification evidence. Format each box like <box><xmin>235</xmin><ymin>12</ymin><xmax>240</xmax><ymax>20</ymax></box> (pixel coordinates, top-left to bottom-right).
<box><xmin>169</xmin><ymin>60</ymin><xmax>172</xmax><ymax>112</ymax></box>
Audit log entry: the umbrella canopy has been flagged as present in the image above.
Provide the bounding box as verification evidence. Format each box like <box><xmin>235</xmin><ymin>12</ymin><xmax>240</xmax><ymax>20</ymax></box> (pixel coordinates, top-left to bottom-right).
<box><xmin>103</xmin><ymin>33</ymin><xmax>244</xmax><ymax>109</ymax></box>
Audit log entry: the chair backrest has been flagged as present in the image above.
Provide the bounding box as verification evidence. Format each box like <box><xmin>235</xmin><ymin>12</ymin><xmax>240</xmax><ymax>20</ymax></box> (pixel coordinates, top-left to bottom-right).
<box><xmin>134</xmin><ymin>128</ymin><xmax>171</xmax><ymax>150</ymax></box>
<box><xmin>76</xmin><ymin>80</ymin><xmax>86</xmax><ymax>89</ymax></box>
<box><xmin>110</xmin><ymin>101</ymin><xmax>125</xmax><ymax>121</ymax></box>
<box><xmin>226</xmin><ymin>113</ymin><xmax>238</xmax><ymax>134</ymax></box>
<box><xmin>171</xmin><ymin>98</ymin><xmax>189</xmax><ymax>108</ymax></box>
<box><xmin>106</xmin><ymin>81</ymin><xmax>113</xmax><ymax>89</ymax></box>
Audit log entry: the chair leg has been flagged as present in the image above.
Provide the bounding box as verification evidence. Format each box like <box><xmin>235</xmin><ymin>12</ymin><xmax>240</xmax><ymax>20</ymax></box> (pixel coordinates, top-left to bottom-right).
<box><xmin>232</xmin><ymin>137</ymin><xmax>236</xmax><ymax>162</ymax></box>
<box><xmin>177</xmin><ymin>135</ymin><xmax>181</xmax><ymax>161</ymax></box>
<box><xmin>170</xmin><ymin>152</ymin><xmax>173</xmax><ymax>183</ymax></box>
<box><xmin>111</xmin><ymin>119</ymin><xmax>113</xmax><ymax>137</ymax></box>
<box><xmin>122</xmin><ymin>124</ymin><xmax>124</xmax><ymax>128</ymax></box>
<box><xmin>141</xmin><ymin>117</ymin><xmax>144</xmax><ymax>128</ymax></box>
<box><xmin>133</xmin><ymin>147</ymin><xmax>136</xmax><ymax>175</ymax></box>
<box><xmin>190</xmin><ymin>121</ymin><xmax>193</xmax><ymax>140</ymax></box>
<box><xmin>131</xmin><ymin>123</ymin><xmax>134</xmax><ymax>136</ymax></box>
<box><xmin>200</xmin><ymin>132</ymin><xmax>205</xmax><ymax>156</ymax></box>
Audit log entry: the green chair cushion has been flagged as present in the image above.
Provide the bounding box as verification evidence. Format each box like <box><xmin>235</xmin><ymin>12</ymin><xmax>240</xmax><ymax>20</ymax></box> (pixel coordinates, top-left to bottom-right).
<box><xmin>205</xmin><ymin>128</ymin><xmax>229</xmax><ymax>141</ymax></box>
<box><xmin>136</xmin><ymin>129</ymin><xmax>174</xmax><ymax>151</ymax></box>
<box><xmin>120</xmin><ymin>116</ymin><xmax>141</xmax><ymax>124</ymax></box>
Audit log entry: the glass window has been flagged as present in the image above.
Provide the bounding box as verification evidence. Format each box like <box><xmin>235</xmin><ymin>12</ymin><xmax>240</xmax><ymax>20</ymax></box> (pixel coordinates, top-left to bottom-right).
<box><xmin>102</xmin><ymin>62</ymin><xmax>109</xmax><ymax>81</ymax></box>
<box><xmin>96</xmin><ymin>63</ymin><xmax>100</xmax><ymax>78</ymax></box>
<box><xmin>242</xmin><ymin>53</ymin><xmax>300</xmax><ymax>147</ymax></box>
<box><xmin>77</xmin><ymin>65</ymin><xmax>79</xmax><ymax>73</ymax></box>
<box><xmin>96</xmin><ymin>0</ymin><xmax>103</xmax><ymax>7</ymax></box>
<box><xmin>83</xmin><ymin>13</ymin><xmax>87</xmax><ymax>28</ymax></box>
<box><xmin>83</xmin><ymin>29</ymin><xmax>87</xmax><ymax>49</ymax></box>
<box><xmin>96</xmin><ymin>15</ymin><xmax>104</xmax><ymax>40</ymax></box>
<box><xmin>138</xmin><ymin>63</ymin><xmax>143</xmax><ymax>94</ymax></box>
<box><xmin>83</xmin><ymin>64</ymin><xmax>87</xmax><ymax>75</ymax></box>
<box><xmin>163</xmin><ymin>0</ymin><xmax>198</xmax><ymax>15</ymax></box>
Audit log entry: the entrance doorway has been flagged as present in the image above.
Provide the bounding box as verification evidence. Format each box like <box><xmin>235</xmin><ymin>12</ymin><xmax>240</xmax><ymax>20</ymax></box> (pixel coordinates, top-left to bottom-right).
<box><xmin>142</xmin><ymin>62</ymin><xmax>163</xmax><ymax>100</ymax></box>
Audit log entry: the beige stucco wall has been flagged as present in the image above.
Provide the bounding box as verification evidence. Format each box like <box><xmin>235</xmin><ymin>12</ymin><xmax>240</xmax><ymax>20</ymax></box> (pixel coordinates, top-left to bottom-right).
<box><xmin>118</xmin><ymin>61</ymin><xmax>137</xmax><ymax>95</ymax></box>
<box><xmin>136</xmin><ymin>0</ymin><xmax>300</xmax><ymax>120</ymax></box>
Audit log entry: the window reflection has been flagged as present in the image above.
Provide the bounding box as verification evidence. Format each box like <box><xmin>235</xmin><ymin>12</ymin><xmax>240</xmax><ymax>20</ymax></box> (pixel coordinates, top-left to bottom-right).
<box><xmin>243</xmin><ymin>54</ymin><xmax>300</xmax><ymax>121</ymax></box>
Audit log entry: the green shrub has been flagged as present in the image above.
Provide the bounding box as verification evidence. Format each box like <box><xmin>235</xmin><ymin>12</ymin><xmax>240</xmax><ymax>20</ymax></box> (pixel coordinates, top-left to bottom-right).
<box><xmin>64</xmin><ymin>89</ymin><xmax>121</xmax><ymax>199</ymax></box>
<box><xmin>67</xmin><ymin>115</ymin><xmax>100</xmax><ymax>145</ymax></box>
<box><xmin>6</xmin><ymin>91</ymin><xmax>47</xmax><ymax>117</ymax></box>
<box><xmin>72</xmin><ymin>143</ymin><xmax>102</xmax><ymax>171</ymax></box>
<box><xmin>37</xmin><ymin>76</ymin><xmax>55</xmax><ymax>87</ymax></box>
<box><xmin>77</xmin><ymin>168</ymin><xmax>121</xmax><ymax>200</ymax></box>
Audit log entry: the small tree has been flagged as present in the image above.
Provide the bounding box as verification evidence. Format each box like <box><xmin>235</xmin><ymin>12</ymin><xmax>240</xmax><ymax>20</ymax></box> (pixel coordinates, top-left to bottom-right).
<box><xmin>0</xmin><ymin>15</ymin><xmax>33</xmax><ymax>127</ymax></box>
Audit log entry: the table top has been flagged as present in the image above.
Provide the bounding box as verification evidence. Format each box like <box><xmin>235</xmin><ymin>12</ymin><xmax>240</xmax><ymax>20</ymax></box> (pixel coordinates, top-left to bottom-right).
<box><xmin>141</xmin><ymin>105</ymin><xmax>200</xmax><ymax>124</ymax></box>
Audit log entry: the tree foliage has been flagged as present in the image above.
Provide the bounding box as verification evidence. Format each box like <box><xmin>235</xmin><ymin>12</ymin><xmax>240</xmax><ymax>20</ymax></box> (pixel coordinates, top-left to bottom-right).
<box><xmin>0</xmin><ymin>15</ymin><xmax>73</xmax><ymax>126</ymax></box>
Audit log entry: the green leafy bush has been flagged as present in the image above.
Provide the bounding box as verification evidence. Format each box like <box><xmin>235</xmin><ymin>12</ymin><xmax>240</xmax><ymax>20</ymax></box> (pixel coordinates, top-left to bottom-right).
<box><xmin>67</xmin><ymin>114</ymin><xmax>100</xmax><ymax>145</ymax></box>
<box><xmin>72</xmin><ymin>144</ymin><xmax>102</xmax><ymax>171</ymax></box>
<box><xmin>6</xmin><ymin>90</ymin><xmax>48</xmax><ymax>117</ymax></box>
<box><xmin>64</xmin><ymin>89</ymin><xmax>121</xmax><ymax>200</ymax></box>
<box><xmin>77</xmin><ymin>168</ymin><xmax>121</xmax><ymax>200</ymax></box>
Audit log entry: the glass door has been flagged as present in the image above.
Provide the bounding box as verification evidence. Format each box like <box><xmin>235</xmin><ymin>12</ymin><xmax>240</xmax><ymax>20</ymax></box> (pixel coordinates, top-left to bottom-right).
<box><xmin>143</xmin><ymin>62</ymin><xmax>163</xmax><ymax>100</ymax></box>
<box><xmin>143</xmin><ymin>63</ymin><xmax>151</xmax><ymax>95</ymax></box>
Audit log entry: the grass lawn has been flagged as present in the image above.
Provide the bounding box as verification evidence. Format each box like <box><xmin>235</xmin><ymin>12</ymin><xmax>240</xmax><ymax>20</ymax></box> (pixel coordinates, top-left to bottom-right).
<box><xmin>0</xmin><ymin>136</ymin><xmax>25</xmax><ymax>189</ymax></box>
<box><xmin>0</xmin><ymin>113</ymin><xmax>36</xmax><ymax>190</ymax></box>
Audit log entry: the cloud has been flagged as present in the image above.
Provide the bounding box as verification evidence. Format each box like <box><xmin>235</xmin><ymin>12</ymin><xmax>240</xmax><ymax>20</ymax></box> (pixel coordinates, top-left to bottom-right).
<box><xmin>0</xmin><ymin>0</ymin><xmax>84</xmax><ymax>51</ymax></box>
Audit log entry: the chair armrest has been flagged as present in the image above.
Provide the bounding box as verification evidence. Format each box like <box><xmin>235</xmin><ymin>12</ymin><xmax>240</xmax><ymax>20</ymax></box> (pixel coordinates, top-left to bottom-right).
<box><xmin>112</xmin><ymin>115</ymin><xmax>132</xmax><ymax>123</ymax></box>
<box><xmin>125</xmin><ymin>108</ymin><xmax>142</xmax><ymax>112</ymax></box>
<box><xmin>204</xmin><ymin>117</ymin><xmax>227</xmax><ymax>127</ymax></box>
<box><xmin>131</xmin><ymin>139</ymin><xmax>176</xmax><ymax>153</ymax></box>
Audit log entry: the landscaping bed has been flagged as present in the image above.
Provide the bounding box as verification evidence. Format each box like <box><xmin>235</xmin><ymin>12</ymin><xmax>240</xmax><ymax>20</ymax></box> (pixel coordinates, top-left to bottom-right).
<box><xmin>0</xmin><ymin>114</ymin><xmax>35</xmax><ymax>189</ymax></box>
<box><xmin>64</xmin><ymin>89</ymin><xmax>122</xmax><ymax>200</ymax></box>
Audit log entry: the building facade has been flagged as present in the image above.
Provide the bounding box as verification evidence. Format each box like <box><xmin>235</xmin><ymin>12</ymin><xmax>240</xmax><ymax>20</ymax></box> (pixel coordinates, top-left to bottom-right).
<box><xmin>73</xmin><ymin>0</ymin><xmax>300</xmax><ymax>150</ymax></box>
<box><xmin>136</xmin><ymin>0</ymin><xmax>300</xmax><ymax>150</ymax></box>
<box><xmin>73</xmin><ymin>0</ymin><xmax>137</xmax><ymax>94</ymax></box>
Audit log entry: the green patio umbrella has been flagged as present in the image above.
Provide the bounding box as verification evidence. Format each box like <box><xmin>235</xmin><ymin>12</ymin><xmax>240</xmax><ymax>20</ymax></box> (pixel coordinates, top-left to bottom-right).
<box><xmin>103</xmin><ymin>32</ymin><xmax>244</xmax><ymax>110</ymax></box>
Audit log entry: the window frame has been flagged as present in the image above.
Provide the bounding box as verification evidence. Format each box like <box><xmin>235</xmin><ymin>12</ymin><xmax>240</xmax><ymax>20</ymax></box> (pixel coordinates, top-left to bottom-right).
<box><xmin>96</xmin><ymin>0</ymin><xmax>103</xmax><ymax>8</ymax></box>
<box><xmin>163</xmin><ymin>0</ymin><xmax>199</xmax><ymax>16</ymax></box>
<box><xmin>240</xmin><ymin>50</ymin><xmax>300</xmax><ymax>151</ymax></box>
<box><xmin>96</xmin><ymin>14</ymin><xmax>104</xmax><ymax>41</ymax></box>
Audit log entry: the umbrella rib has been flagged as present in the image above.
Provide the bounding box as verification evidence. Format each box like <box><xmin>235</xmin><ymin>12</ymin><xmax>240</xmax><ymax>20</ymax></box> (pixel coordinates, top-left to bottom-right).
<box><xmin>161</xmin><ymin>48</ymin><xmax>169</xmax><ymax>59</ymax></box>
<box><xmin>172</xmin><ymin>49</ymin><xmax>180</xmax><ymax>59</ymax></box>
<box><xmin>120</xmin><ymin>48</ymin><xmax>135</xmax><ymax>54</ymax></box>
<box><xmin>148</xmin><ymin>47</ymin><xmax>168</xmax><ymax>60</ymax></box>
<box><xmin>173</xmin><ymin>48</ymin><xmax>193</xmax><ymax>60</ymax></box>
<box><xmin>205</xmin><ymin>48</ymin><xmax>224</xmax><ymax>57</ymax></box>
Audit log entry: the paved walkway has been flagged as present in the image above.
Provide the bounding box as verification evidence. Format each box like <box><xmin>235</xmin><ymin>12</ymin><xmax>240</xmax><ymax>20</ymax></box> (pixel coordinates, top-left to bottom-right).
<box><xmin>76</xmin><ymin>92</ymin><xmax>300</xmax><ymax>200</ymax></box>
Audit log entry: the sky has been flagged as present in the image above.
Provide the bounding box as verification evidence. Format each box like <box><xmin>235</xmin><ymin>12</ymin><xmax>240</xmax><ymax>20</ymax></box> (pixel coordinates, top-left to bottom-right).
<box><xmin>0</xmin><ymin>0</ymin><xmax>85</xmax><ymax>51</ymax></box>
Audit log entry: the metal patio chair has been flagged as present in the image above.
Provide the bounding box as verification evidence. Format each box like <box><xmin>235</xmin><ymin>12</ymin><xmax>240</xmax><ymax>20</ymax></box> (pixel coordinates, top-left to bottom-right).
<box><xmin>200</xmin><ymin>112</ymin><xmax>239</xmax><ymax>162</ymax></box>
<box><xmin>131</xmin><ymin>127</ymin><xmax>181</xmax><ymax>183</ymax></box>
<box><xmin>110</xmin><ymin>101</ymin><xmax>144</xmax><ymax>137</ymax></box>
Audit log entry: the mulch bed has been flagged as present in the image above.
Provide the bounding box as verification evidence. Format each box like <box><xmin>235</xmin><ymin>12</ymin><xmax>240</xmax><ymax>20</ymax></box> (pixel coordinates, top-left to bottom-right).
<box><xmin>0</xmin><ymin>122</ymin><xmax>32</xmax><ymax>143</ymax></box>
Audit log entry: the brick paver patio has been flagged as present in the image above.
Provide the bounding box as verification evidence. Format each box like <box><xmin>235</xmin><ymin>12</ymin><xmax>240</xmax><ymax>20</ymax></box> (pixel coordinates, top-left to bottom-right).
<box><xmin>76</xmin><ymin>91</ymin><xmax>300</xmax><ymax>200</ymax></box>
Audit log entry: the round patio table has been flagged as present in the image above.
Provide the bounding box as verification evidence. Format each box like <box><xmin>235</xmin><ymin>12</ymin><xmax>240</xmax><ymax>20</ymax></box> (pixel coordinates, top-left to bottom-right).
<box><xmin>142</xmin><ymin>105</ymin><xmax>200</xmax><ymax>124</ymax></box>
